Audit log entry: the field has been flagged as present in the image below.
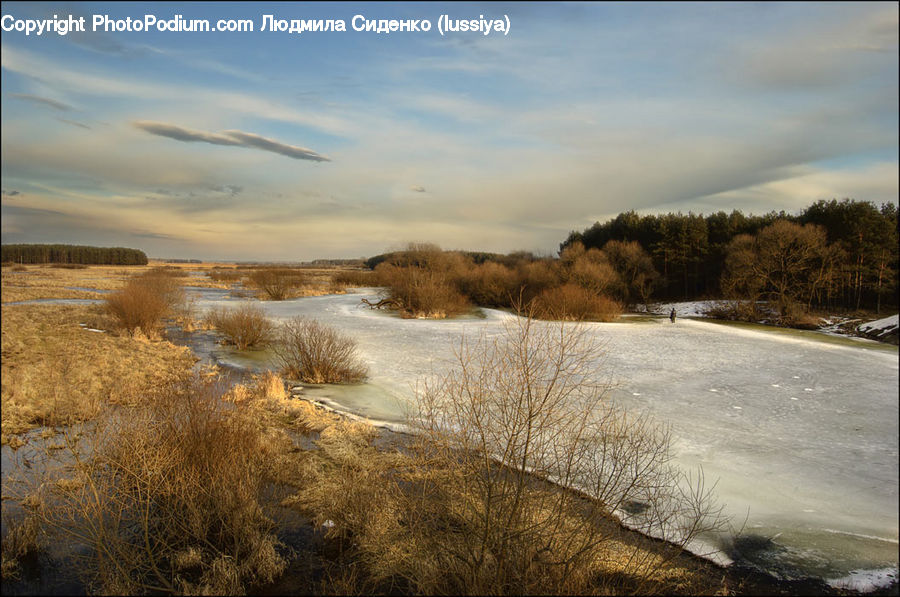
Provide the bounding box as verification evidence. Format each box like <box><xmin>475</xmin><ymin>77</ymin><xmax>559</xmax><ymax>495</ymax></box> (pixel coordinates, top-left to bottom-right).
<box><xmin>0</xmin><ymin>263</ymin><xmax>891</xmax><ymax>595</ymax></box>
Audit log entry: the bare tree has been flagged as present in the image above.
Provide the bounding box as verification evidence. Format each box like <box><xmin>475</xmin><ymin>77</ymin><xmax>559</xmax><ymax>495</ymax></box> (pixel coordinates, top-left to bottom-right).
<box><xmin>397</xmin><ymin>311</ymin><xmax>725</xmax><ymax>594</ymax></box>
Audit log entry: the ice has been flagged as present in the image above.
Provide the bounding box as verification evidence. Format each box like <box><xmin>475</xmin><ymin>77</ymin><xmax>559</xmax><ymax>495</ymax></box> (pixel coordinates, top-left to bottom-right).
<box><xmin>193</xmin><ymin>290</ymin><xmax>899</xmax><ymax>582</ymax></box>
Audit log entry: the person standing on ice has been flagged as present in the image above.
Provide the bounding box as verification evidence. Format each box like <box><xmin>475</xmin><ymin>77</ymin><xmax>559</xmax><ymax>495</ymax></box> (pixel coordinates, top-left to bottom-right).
<box><xmin>670</xmin><ymin>308</ymin><xmax>676</xmax><ymax>323</ymax></box>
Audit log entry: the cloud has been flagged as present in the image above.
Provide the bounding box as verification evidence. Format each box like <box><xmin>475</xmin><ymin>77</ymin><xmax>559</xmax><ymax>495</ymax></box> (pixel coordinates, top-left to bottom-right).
<box><xmin>132</xmin><ymin>121</ymin><xmax>330</xmax><ymax>162</ymax></box>
<box><xmin>2</xmin><ymin>189</ymin><xmax>21</xmax><ymax>197</ymax></box>
<box><xmin>410</xmin><ymin>185</ymin><xmax>426</xmax><ymax>193</ymax></box>
<box><xmin>9</xmin><ymin>93</ymin><xmax>72</xmax><ymax>111</ymax></box>
<box><xmin>57</xmin><ymin>118</ymin><xmax>91</xmax><ymax>130</ymax></box>
<box><xmin>210</xmin><ymin>184</ymin><xmax>243</xmax><ymax>197</ymax></box>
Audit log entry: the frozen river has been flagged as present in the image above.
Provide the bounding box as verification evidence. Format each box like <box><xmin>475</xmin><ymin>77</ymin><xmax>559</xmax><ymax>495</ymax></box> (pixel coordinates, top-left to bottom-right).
<box><xmin>191</xmin><ymin>288</ymin><xmax>899</xmax><ymax>589</ymax></box>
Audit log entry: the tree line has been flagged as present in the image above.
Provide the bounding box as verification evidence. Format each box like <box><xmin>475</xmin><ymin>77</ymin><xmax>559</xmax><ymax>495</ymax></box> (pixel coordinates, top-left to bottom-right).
<box><xmin>1</xmin><ymin>244</ymin><xmax>148</xmax><ymax>266</ymax></box>
<box><xmin>561</xmin><ymin>199</ymin><xmax>898</xmax><ymax>313</ymax></box>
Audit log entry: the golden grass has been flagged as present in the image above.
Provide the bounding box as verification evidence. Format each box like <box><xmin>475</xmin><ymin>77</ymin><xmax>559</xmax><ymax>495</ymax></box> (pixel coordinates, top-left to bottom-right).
<box><xmin>0</xmin><ymin>303</ymin><xmax>195</xmax><ymax>442</ymax></box>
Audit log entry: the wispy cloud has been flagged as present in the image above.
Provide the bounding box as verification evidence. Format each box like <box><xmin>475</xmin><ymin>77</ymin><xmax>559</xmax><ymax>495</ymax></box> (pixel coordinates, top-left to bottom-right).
<box><xmin>132</xmin><ymin>121</ymin><xmax>331</xmax><ymax>162</ymax></box>
<box><xmin>9</xmin><ymin>93</ymin><xmax>72</xmax><ymax>111</ymax></box>
<box><xmin>57</xmin><ymin>118</ymin><xmax>91</xmax><ymax>130</ymax></box>
<box><xmin>410</xmin><ymin>185</ymin><xmax>426</xmax><ymax>193</ymax></box>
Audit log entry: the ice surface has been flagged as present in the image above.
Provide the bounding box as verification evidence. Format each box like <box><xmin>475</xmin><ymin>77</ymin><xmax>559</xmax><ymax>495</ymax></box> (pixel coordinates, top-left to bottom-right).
<box><xmin>193</xmin><ymin>290</ymin><xmax>899</xmax><ymax>584</ymax></box>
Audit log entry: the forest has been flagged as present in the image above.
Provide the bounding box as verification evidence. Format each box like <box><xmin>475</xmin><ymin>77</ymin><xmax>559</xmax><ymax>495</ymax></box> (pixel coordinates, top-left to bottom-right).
<box><xmin>561</xmin><ymin>199</ymin><xmax>898</xmax><ymax>313</ymax></box>
<box><xmin>1</xmin><ymin>243</ymin><xmax>149</xmax><ymax>266</ymax></box>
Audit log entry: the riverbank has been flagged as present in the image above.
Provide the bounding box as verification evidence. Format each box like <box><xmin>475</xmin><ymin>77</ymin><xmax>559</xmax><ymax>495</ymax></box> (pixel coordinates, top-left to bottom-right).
<box><xmin>640</xmin><ymin>300</ymin><xmax>899</xmax><ymax>345</ymax></box>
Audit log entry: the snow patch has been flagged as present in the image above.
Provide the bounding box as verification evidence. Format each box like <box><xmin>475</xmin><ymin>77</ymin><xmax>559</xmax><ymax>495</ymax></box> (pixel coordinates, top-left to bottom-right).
<box><xmin>826</xmin><ymin>567</ymin><xmax>898</xmax><ymax>592</ymax></box>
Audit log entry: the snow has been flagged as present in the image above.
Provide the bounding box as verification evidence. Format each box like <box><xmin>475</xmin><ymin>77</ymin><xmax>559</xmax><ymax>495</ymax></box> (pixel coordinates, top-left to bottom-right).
<box><xmin>193</xmin><ymin>289</ymin><xmax>899</xmax><ymax>584</ymax></box>
<box><xmin>641</xmin><ymin>299</ymin><xmax>737</xmax><ymax>318</ymax></box>
<box><xmin>858</xmin><ymin>314</ymin><xmax>899</xmax><ymax>337</ymax></box>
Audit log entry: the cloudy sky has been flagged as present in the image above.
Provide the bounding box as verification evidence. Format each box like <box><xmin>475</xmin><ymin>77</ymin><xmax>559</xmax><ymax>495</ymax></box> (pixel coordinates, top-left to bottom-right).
<box><xmin>1</xmin><ymin>2</ymin><xmax>897</xmax><ymax>261</ymax></box>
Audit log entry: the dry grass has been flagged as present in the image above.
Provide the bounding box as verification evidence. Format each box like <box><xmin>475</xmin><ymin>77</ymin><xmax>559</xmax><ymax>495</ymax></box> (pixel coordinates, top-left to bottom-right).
<box><xmin>0</xmin><ymin>303</ymin><xmax>195</xmax><ymax>442</ymax></box>
<box><xmin>1</xmin><ymin>263</ymin><xmax>148</xmax><ymax>303</ymax></box>
<box><xmin>1</xmin><ymin>509</ymin><xmax>44</xmax><ymax>580</ymax></box>
<box><xmin>27</xmin><ymin>374</ymin><xmax>288</xmax><ymax>594</ymax></box>
<box><xmin>332</xmin><ymin>269</ymin><xmax>378</xmax><ymax>288</ymax></box>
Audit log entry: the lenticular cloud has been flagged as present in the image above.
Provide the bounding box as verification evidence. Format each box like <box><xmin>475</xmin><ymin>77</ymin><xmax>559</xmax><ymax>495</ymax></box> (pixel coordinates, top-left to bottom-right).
<box><xmin>133</xmin><ymin>120</ymin><xmax>330</xmax><ymax>162</ymax></box>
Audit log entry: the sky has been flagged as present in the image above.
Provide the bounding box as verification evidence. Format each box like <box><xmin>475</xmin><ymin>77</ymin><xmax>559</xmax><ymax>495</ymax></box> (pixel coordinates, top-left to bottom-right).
<box><xmin>1</xmin><ymin>2</ymin><xmax>897</xmax><ymax>261</ymax></box>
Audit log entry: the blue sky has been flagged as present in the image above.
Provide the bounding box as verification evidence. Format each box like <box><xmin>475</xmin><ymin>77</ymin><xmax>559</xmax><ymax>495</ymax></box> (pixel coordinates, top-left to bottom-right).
<box><xmin>1</xmin><ymin>2</ymin><xmax>897</xmax><ymax>261</ymax></box>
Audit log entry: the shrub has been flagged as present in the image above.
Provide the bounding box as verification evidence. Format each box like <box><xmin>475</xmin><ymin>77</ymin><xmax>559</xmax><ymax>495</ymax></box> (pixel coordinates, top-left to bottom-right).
<box><xmin>34</xmin><ymin>375</ymin><xmax>286</xmax><ymax>594</ymax></box>
<box><xmin>375</xmin><ymin>262</ymin><xmax>469</xmax><ymax>318</ymax></box>
<box><xmin>250</xmin><ymin>268</ymin><xmax>305</xmax><ymax>300</ymax></box>
<box><xmin>272</xmin><ymin>317</ymin><xmax>368</xmax><ymax>383</ymax></box>
<box><xmin>454</xmin><ymin>261</ymin><xmax>518</xmax><ymax>307</ymax></box>
<box><xmin>205</xmin><ymin>303</ymin><xmax>275</xmax><ymax>350</ymax></box>
<box><xmin>398</xmin><ymin>315</ymin><xmax>724</xmax><ymax>594</ymax></box>
<box><xmin>532</xmin><ymin>283</ymin><xmax>622</xmax><ymax>321</ymax></box>
<box><xmin>105</xmin><ymin>270</ymin><xmax>185</xmax><ymax>336</ymax></box>
<box><xmin>11</xmin><ymin>264</ymin><xmax>28</xmax><ymax>272</ymax></box>
<box><xmin>514</xmin><ymin>260</ymin><xmax>561</xmax><ymax>303</ymax></box>
<box><xmin>290</xmin><ymin>314</ymin><xmax>725</xmax><ymax>595</ymax></box>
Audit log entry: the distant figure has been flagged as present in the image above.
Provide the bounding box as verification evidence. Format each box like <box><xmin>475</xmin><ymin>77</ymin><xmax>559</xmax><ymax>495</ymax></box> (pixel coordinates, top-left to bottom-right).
<box><xmin>670</xmin><ymin>308</ymin><xmax>676</xmax><ymax>323</ymax></box>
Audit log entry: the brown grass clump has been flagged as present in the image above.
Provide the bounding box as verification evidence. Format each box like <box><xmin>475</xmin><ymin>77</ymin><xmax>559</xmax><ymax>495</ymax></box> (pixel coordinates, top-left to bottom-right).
<box><xmin>272</xmin><ymin>317</ymin><xmax>368</xmax><ymax>384</ymax></box>
<box><xmin>204</xmin><ymin>303</ymin><xmax>275</xmax><ymax>350</ymax></box>
<box><xmin>532</xmin><ymin>283</ymin><xmax>623</xmax><ymax>321</ymax></box>
<box><xmin>35</xmin><ymin>375</ymin><xmax>287</xmax><ymax>594</ymax></box>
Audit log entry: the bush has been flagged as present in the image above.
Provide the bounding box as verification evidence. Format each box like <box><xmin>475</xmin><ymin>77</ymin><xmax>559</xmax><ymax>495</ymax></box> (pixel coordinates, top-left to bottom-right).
<box><xmin>105</xmin><ymin>273</ymin><xmax>184</xmax><ymax>336</ymax></box>
<box><xmin>375</xmin><ymin>263</ymin><xmax>469</xmax><ymax>318</ymax></box>
<box><xmin>532</xmin><ymin>283</ymin><xmax>622</xmax><ymax>321</ymax></box>
<box><xmin>249</xmin><ymin>268</ymin><xmax>305</xmax><ymax>300</ymax></box>
<box><xmin>34</xmin><ymin>375</ymin><xmax>287</xmax><ymax>594</ymax></box>
<box><xmin>290</xmin><ymin>315</ymin><xmax>725</xmax><ymax>595</ymax></box>
<box><xmin>454</xmin><ymin>261</ymin><xmax>518</xmax><ymax>307</ymax></box>
<box><xmin>398</xmin><ymin>315</ymin><xmax>723</xmax><ymax>594</ymax></box>
<box><xmin>205</xmin><ymin>303</ymin><xmax>275</xmax><ymax>350</ymax></box>
<box><xmin>272</xmin><ymin>317</ymin><xmax>368</xmax><ymax>383</ymax></box>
